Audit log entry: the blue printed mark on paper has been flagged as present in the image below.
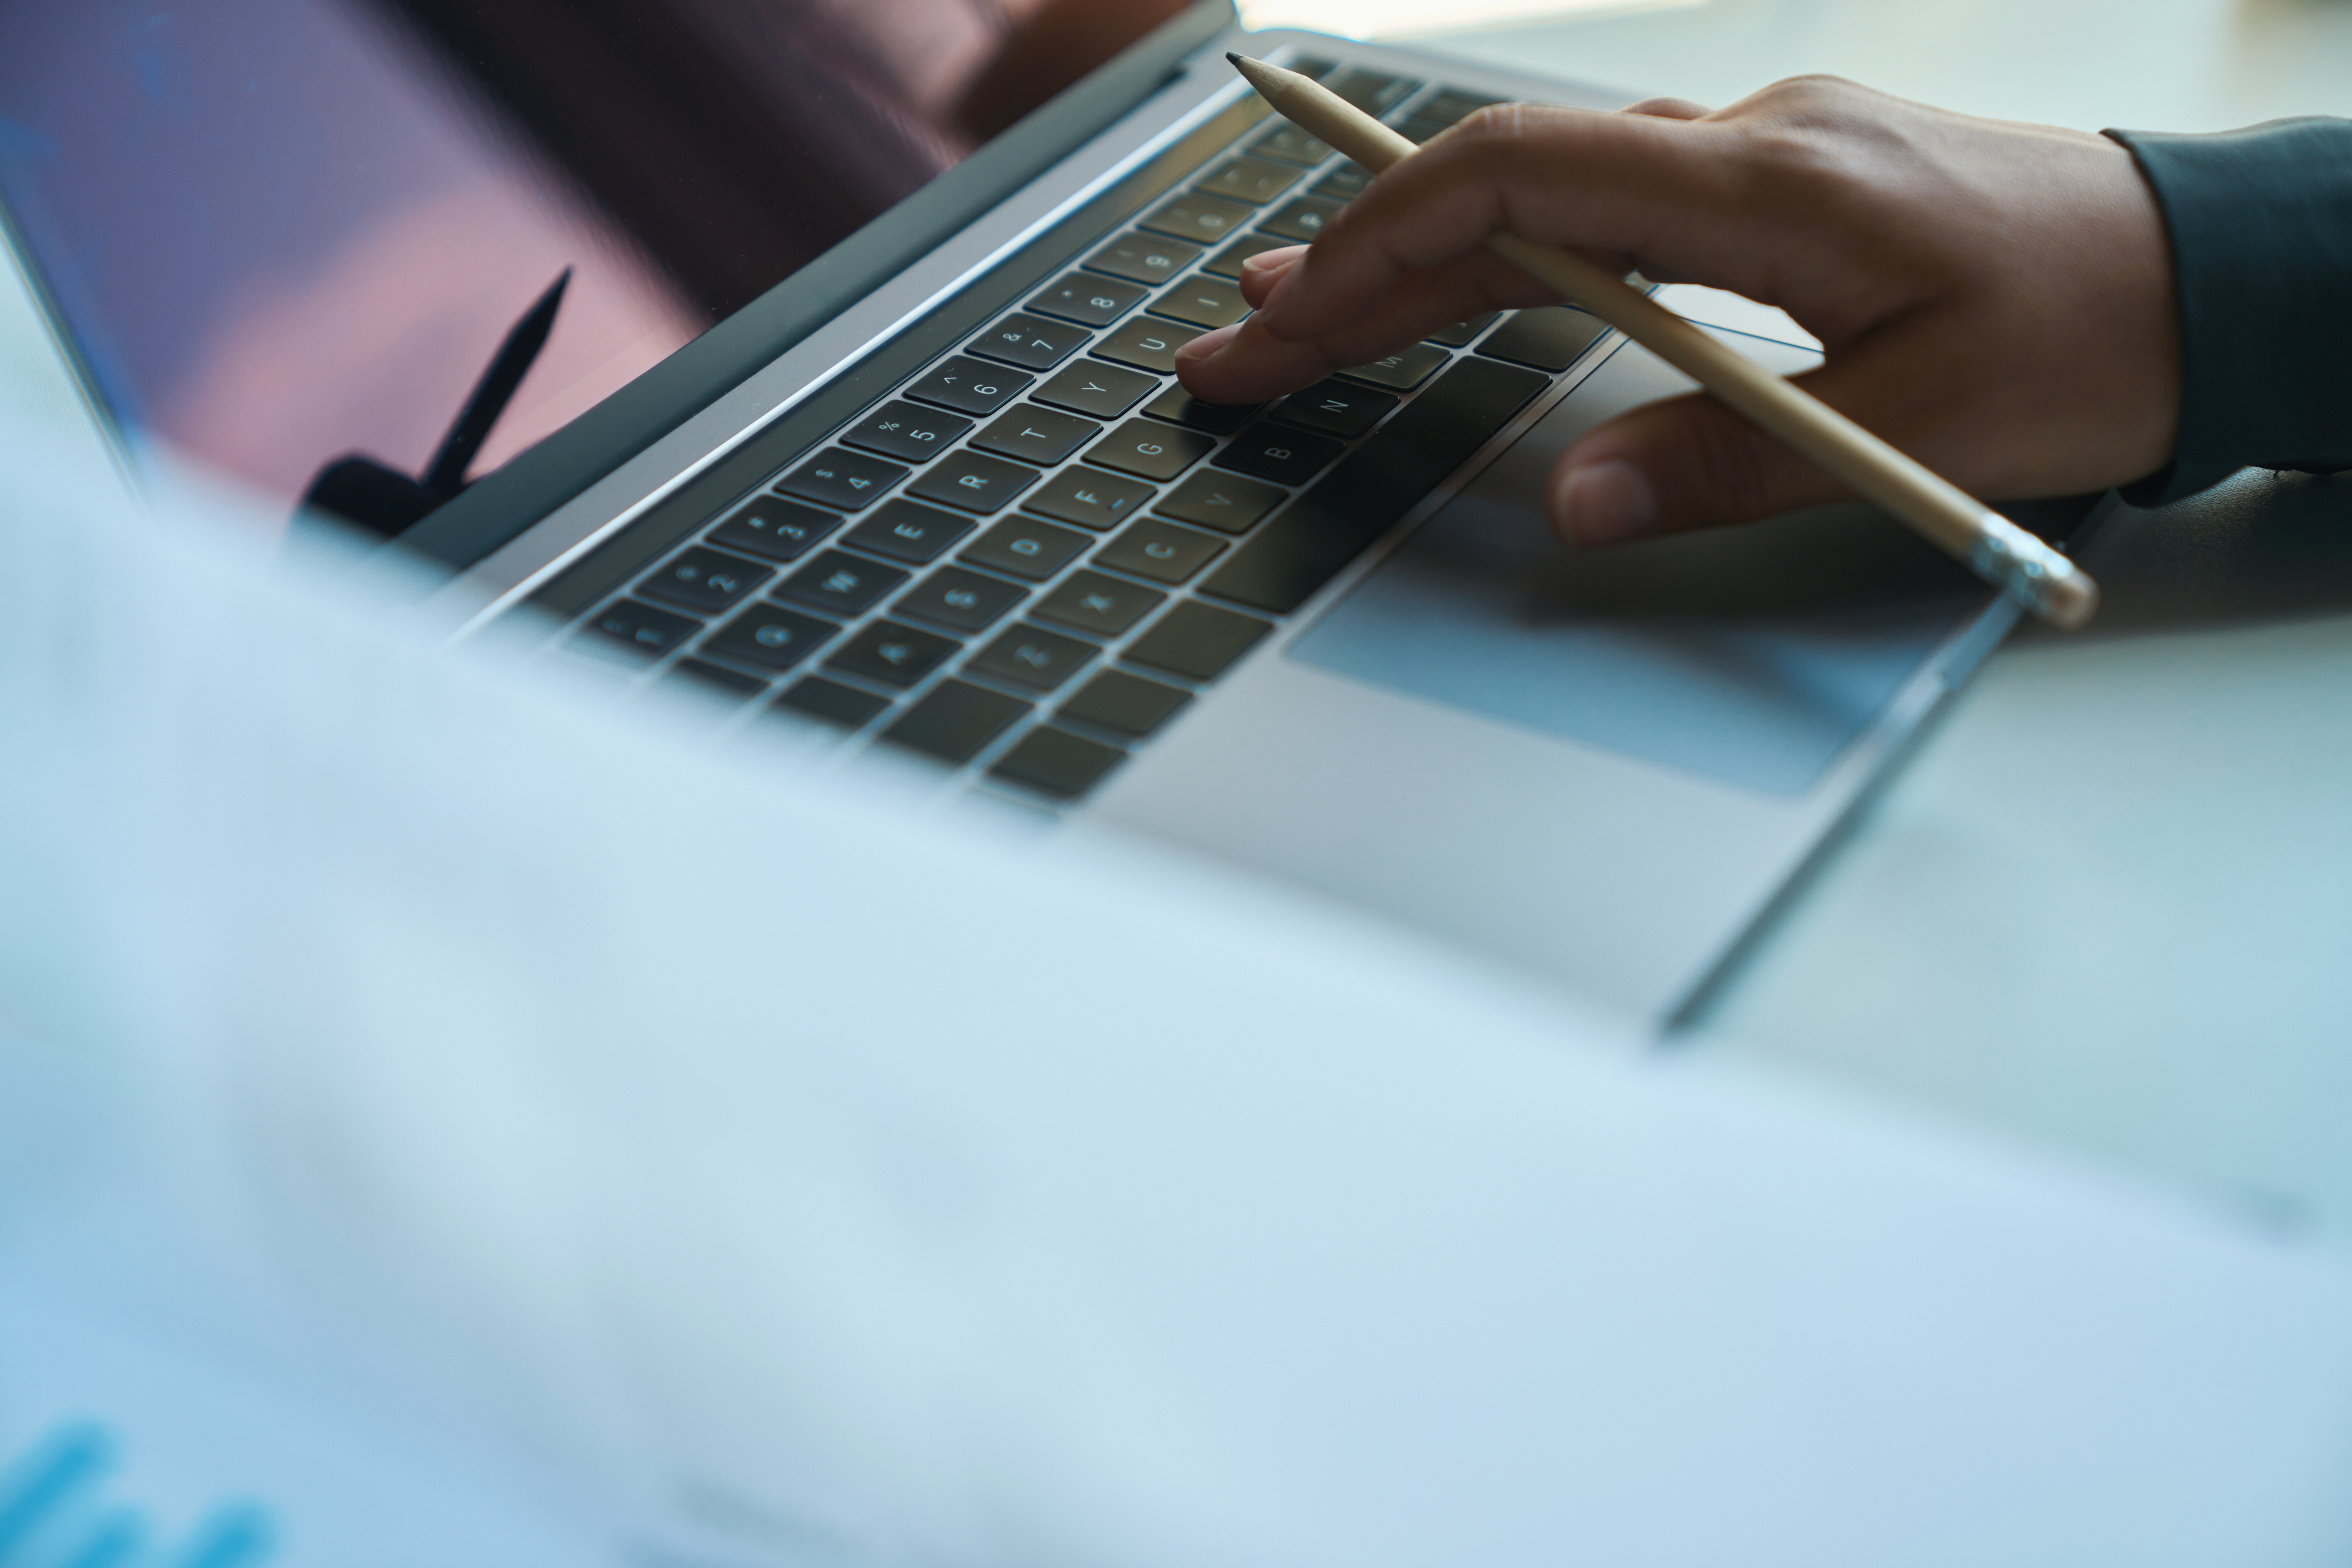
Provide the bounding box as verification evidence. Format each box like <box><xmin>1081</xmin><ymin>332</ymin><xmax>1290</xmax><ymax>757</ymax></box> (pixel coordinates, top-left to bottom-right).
<box><xmin>0</xmin><ymin>1423</ymin><xmax>276</xmax><ymax>1568</ymax></box>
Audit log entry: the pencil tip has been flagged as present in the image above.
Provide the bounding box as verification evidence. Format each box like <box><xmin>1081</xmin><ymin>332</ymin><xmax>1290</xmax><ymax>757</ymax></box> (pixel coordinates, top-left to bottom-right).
<box><xmin>1226</xmin><ymin>51</ymin><xmax>1246</xmax><ymax>67</ymax></box>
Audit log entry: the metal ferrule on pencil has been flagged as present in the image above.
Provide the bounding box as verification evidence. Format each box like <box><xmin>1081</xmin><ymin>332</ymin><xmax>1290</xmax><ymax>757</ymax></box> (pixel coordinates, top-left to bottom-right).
<box><xmin>1969</xmin><ymin>520</ymin><xmax>2093</xmax><ymax>624</ymax></box>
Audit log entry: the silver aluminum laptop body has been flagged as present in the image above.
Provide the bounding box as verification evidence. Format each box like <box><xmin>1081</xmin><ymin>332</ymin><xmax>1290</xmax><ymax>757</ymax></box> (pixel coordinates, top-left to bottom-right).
<box><xmin>5</xmin><ymin>9</ymin><xmax>2096</xmax><ymax>1023</ymax></box>
<box><xmin>428</xmin><ymin>26</ymin><xmax>2088</xmax><ymax>1022</ymax></box>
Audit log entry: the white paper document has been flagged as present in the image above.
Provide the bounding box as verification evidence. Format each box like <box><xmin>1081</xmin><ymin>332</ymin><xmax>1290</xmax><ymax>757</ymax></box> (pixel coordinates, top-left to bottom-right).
<box><xmin>4</xmin><ymin>420</ymin><xmax>2352</xmax><ymax>1567</ymax></box>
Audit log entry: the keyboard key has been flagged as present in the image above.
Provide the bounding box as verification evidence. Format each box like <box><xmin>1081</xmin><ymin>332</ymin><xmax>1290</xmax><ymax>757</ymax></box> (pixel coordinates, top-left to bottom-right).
<box><xmin>1418</xmin><ymin>88</ymin><xmax>1503</xmax><ymax>124</ymax></box>
<box><xmin>970</xmin><ymin>405</ymin><xmax>1102</xmax><ymax>466</ymax></box>
<box><xmin>1138</xmin><ymin>191</ymin><xmax>1256</xmax><ymax>245</ymax></box>
<box><xmin>1259</xmin><ymin>197</ymin><xmax>1345</xmax><ymax>244</ymax></box>
<box><xmin>969</xmin><ymin>313</ymin><xmax>1088</xmax><ymax>371</ymax></box>
<box><xmin>906</xmin><ymin>449</ymin><xmax>1042</xmax><ymax>514</ymax></box>
<box><xmin>1085</xmin><ymin>418</ymin><xmax>1217</xmax><ymax>481</ymax></box>
<box><xmin>665</xmin><ymin>657</ymin><xmax>768</xmax><ymax>702</ymax></box>
<box><xmin>1214</xmin><ymin>423</ymin><xmax>1344</xmax><ymax>485</ymax></box>
<box><xmin>826</xmin><ymin>619</ymin><xmax>960</xmax><ymax>688</ymax></box>
<box><xmin>639</xmin><ymin>546</ymin><xmax>773</xmax><ymax>614</ymax></box>
<box><xmin>1122</xmin><ymin>601</ymin><xmax>1273</xmax><ymax>683</ymax></box>
<box><xmin>776</xmin><ymin>448</ymin><xmax>907</xmax><ymax>511</ymax></box>
<box><xmin>1150</xmin><ymin>276</ymin><xmax>1250</xmax><ymax>329</ymax></box>
<box><xmin>1198</xmin><ymin>155</ymin><xmax>1305</xmax><ymax>205</ymax></box>
<box><xmin>968</xmin><ymin>623</ymin><xmax>1099</xmax><ymax>693</ymax></box>
<box><xmin>960</xmin><ymin>516</ymin><xmax>1092</xmax><ymax>580</ymax></box>
<box><xmin>708</xmin><ymin>496</ymin><xmax>842</xmax><ymax>562</ymax></box>
<box><xmin>1023</xmin><ymin>465</ymin><xmax>1154</xmax><ymax>530</ymax></box>
<box><xmin>988</xmin><ymin>727</ymin><xmax>1127</xmax><ymax>801</ymax></box>
<box><xmin>1028</xmin><ymin>271</ymin><xmax>1148</xmax><ymax>327</ymax></box>
<box><xmin>774</xmin><ymin>548</ymin><xmax>909</xmax><ymax>616</ymax></box>
<box><xmin>1251</xmin><ymin>123</ymin><xmax>1332</xmax><ymax>166</ymax></box>
<box><xmin>773</xmin><ymin>675</ymin><xmax>892</xmax><ymax>731</ymax></box>
<box><xmin>1153</xmin><ymin>469</ymin><xmax>1286</xmax><ymax>533</ymax></box>
<box><xmin>1059</xmin><ymin>669</ymin><xmax>1194</xmax><ymax>738</ymax></box>
<box><xmin>905</xmin><ymin>355</ymin><xmax>1031</xmax><ymax>415</ymax></box>
<box><xmin>1085</xmin><ymin>232</ymin><xmax>1200</xmax><ymax>285</ymax></box>
<box><xmin>1143</xmin><ymin>384</ymin><xmax>1259</xmax><ymax>433</ymax></box>
<box><xmin>1340</xmin><ymin>342</ymin><xmax>1449</xmax><ymax>390</ymax></box>
<box><xmin>701</xmin><ymin>602</ymin><xmax>842</xmax><ymax>673</ymax></box>
<box><xmin>881</xmin><ymin>680</ymin><xmax>1030</xmax><ymax>765</ymax></box>
<box><xmin>580</xmin><ymin>599</ymin><xmax>700</xmax><ymax>663</ymax></box>
<box><xmin>1321</xmin><ymin>66</ymin><xmax>1420</xmax><ymax>113</ymax></box>
<box><xmin>1034</xmin><ymin>570</ymin><xmax>1165</xmax><ymax>638</ymax></box>
<box><xmin>841</xmin><ymin>399</ymin><xmax>973</xmax><ymax>463</ymax></box>
<box><xmin>1093</xmin><ymin>317</ymin><xmax>1203</xmax><ymax>374</ymax></box>
<box><xmin>1479</xmin><ymin>306</ymin><xmax>1611</xmax><ymax>372</ymax></box>
<box><xmin>840</xmin><ymin>497</ymin><xmax>975</xmax><ymax>564</ymax></box>
<box><xmin>1315</xmin><ymin>164</ymin><xmax>1373</xmax><ymax>201</ymax></box>
<box><xmin>1391</xmin><ymin>113</ymin><xmax>1452</xmax><ymax>146</ymax></box>
<box><xmin>1092</xmin><ymin>517</ymin><xmax>1225</xmax><ymax>584</ymax></box>
<box><xmin>1266</xmin><ymin>378</ymin><xmax>1397</xmax><ymax>440</ymax></box>
<box><xmin>1203</xmin><ymin>233</ymin><xmax>1293</xmax><ymax>279</ymax></box>
<box><xmin>1032</xmin><ymin>360</ymin><xmax>1156</xmax><ymax>419</ymax></box>
<box><xmin>894</xmin><ymin>566</ymin><xmax>1026</xmax><ymax>634</ymax></box>
<box><xmin>1202</xmin><ymin>357</ymin><xmax>1546</xmax><ymax>614</ymax></box>
<box><xmin>1426</xmin><ymin>312</ymin><xmax>1500</xmax><ymax>348</ymax></box>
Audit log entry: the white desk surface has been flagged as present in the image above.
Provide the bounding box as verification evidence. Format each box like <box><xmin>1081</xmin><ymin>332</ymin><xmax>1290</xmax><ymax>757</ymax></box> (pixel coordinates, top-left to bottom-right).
<box><xmin>1423</xmin><ymin>0</ymin><xmax>2352</xmax><ymax>1245</ymax></box>
<box><xmin>4</xmin><ymin>0</ymin><xmax>2348</xmax><ymax>1245</ymax></box>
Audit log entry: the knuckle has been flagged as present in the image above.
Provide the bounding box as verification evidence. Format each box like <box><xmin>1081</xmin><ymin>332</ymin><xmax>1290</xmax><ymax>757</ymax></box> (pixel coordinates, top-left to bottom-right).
<box><xmin>1735</xmin><ymin>124</ymin><xmax>1846</xmax><ymax>185</ymax></box>
<box><xmin>1751</xmin><ymin>73</ymin><xmax>1865</xmax><ymax>113</ymax></box>
<box><xmin>1413</xmin><ymin>107</ymin><xmax>1578</xmax><ymax>216</ymax></box>
<box><xmin>1445</xmin><ymin>101</ymin><xmax>1577</xmax><ymax>156</ymax></box>
<box><xmin>1451</xmin><ymin>101</ymin><xmax>1529</xmax><ymax>145</ymax></box>
<box><xmin>1724</xmin><ymin>115</ymin><xmax>1901</xmax><ymax>219</ymax></box>
<box><xmin>1621</xmin><ymin>95</ymin><xmax>1714</xmax><ymax>123</ymax></box>
<box><xmin>1728</xmin><ymin>74</ymin><xmax>1903</xmax><ymax>179</ymax></box>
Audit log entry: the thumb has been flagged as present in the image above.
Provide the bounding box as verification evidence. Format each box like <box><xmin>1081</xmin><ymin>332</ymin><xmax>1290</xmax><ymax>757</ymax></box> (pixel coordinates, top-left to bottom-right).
<box><xmin>1550</xmin><ymin>349</ymin><xmax>1918</xmax><ymax>548</ymax></box>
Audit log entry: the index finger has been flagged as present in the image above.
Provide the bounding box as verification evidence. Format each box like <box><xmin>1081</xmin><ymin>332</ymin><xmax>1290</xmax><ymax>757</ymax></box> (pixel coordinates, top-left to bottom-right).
<box><xmin>1248</xmin><ymin>103</ymin><xmax>1740</xmax><ymax>346</ymax></box>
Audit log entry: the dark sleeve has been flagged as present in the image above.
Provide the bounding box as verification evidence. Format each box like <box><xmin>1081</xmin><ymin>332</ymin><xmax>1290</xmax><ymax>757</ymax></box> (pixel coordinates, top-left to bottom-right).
<box><xmin>2102</xmin><ymin>119</ymin><xmax>2352</xmax><ymax>506</ymax></box>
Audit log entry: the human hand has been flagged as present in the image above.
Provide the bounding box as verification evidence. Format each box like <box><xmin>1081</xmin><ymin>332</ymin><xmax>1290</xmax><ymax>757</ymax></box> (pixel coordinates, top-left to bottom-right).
<box><xmin>1173</xmin><ymin>76</ymin><xmax>2178</xmax><ymax>547</ymax></box>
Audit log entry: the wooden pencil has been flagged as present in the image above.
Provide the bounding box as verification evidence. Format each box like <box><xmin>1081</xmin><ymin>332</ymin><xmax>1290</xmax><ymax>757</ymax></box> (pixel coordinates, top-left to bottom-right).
<box><xmin>1226</xmin><ymin>53</ymin><xmax>2100</xmax><ymax>631</ymax></box>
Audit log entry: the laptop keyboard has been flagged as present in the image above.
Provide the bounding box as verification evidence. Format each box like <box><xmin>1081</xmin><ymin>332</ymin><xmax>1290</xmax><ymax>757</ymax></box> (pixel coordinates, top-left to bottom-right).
<box><xmin>562</xmin><ymin>61</ymin><xmax>1625</xmax><ymax>807</ymax></box>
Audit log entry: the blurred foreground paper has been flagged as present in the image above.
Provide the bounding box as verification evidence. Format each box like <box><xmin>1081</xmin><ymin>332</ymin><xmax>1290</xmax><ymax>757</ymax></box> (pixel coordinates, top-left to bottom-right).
<box><xmin>5</xmin><ymin>421</ymin><xmax>2352</xmax><ymax>1568</ymax></box>
<box><xmin>0</xmin><ymin>1292</ymin><xmax>606</xmax><ymax>1567</ymax></box>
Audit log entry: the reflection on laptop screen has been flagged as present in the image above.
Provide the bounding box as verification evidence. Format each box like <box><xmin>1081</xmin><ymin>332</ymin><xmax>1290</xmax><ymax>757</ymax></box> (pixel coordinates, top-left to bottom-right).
<box><xmin>0</xmin><ymin>0</ymin><xmax>1184</xmax><ymax>526</ymax></box>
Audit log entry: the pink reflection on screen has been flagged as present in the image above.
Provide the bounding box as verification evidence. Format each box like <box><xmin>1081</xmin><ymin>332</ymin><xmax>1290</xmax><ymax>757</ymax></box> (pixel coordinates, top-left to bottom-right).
<box><xmin>682</xmin><ymin>0</ymin><xmax>1005</xmax><ymax>127</ymax></box>
<box><xmin>0</xmin><ymin>0</ymin><xmax>1064</xmax><ymax>540</ymax></box>
<box><xmin>156</xmin><ymin>175</ymin><xmax>699</xmax><ymax>518</ymax></box>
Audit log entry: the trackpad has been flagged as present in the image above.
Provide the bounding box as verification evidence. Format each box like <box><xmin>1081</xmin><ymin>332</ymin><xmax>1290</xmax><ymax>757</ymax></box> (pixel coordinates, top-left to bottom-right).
<box><xmin>1287</xmin><ymin>333</ymin><xmax>1992</xmax><ymax>796</ymax></box>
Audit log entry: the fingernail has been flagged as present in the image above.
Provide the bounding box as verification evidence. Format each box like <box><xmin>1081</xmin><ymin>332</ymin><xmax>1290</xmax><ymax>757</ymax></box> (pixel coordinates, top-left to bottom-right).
<box><xmin>1173</xmin><ymin>322</ymin><xmax>1242</xmax><ymax>365</ymax></box>
<box><xmin>1555</xmin><ymin>461</ymin><xmax>1656</xmax><ymax>546</ymax></box>
<box><xmin>1241</xmin><ymin>249</ymin><xmax>1290</xmax><ymax>273</ymax></box>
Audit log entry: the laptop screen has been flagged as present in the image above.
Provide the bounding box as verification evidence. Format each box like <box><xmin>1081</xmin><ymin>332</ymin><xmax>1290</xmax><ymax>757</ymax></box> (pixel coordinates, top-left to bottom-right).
<box><xmin>0</xmin><ymin>0</ymin><xmax>1193</xmax><ymax>528</ymax></box>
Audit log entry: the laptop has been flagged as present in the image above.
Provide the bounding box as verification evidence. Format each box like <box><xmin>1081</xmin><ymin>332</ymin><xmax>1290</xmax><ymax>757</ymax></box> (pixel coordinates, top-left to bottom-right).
<box><xmin>0</xmin><ymin>0</ymin><xmax>2099</xmax><ymax>1022</ymax></box>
